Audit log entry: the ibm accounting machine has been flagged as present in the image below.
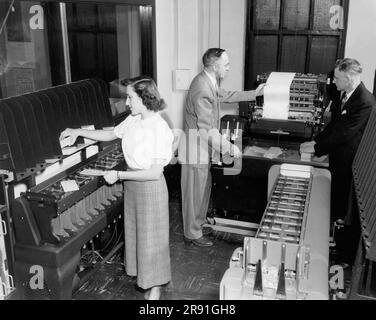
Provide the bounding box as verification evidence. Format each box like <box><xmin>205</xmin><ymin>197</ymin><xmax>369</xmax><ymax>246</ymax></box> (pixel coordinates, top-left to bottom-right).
<box><xmin>210</xmin><ymin>72</ymin><xmax>330</xmax><ymax>233</ymax></box>
<box><xmin>0</xmin><ymin>79</ymin><xmax>126</xmax><ymax>299</ymax></box>
<box><xmin>211</xmin><ymin>72</ymin><xmax>334</xmax><ymax>300</ymax></box>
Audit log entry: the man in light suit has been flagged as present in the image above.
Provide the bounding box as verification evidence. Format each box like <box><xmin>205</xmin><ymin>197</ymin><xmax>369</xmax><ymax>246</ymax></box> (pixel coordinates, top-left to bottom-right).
<box><xmin>301</xmin><ymin>58</ymin><xmax>375</xmax><ymax>224</ymax></box>
<box><xmin>180</xmin><ymin>48</ymin><xmax>264</xmax><ymax>246</ymax></box>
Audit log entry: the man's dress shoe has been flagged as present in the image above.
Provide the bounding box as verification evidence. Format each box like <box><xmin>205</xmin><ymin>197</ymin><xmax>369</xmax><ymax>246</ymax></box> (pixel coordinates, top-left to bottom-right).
<box><xmin>184</xmin><ymin>236</ymin><xmax>213</xmax><ymax>247</ymax></box>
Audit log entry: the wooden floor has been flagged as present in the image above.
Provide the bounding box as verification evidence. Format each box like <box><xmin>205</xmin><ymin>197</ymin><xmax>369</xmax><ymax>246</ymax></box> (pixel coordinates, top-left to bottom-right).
<box><xmin>73</xmin><ymin>198</ymin><xmax>243</xmax><ymax>300</ymax></box>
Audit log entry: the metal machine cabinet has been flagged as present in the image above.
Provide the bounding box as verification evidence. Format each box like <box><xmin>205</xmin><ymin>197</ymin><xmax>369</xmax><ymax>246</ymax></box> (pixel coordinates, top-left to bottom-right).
<box><xmin>349</xmin><ymin>107</ymin><xmax>376</xmax><ymax>300</ymax></box>
<box><xmin>211</xmin><ymin>72</ymin><xmax>329</xmax><ymax>227</ymax></box>
<box><xmin>1</xmin><ymin>79</ymin><xmax>126</xmax><ymax>299</ymax></box>
<box><xmin>220</xmin><ymin>164</ymin><xmax>331</xmax><ymax>300</ymax></box>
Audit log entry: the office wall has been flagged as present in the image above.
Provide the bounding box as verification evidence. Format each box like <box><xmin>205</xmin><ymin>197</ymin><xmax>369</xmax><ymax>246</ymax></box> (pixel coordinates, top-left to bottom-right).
<box><xmin>345</xmin><ymin>0</ymin><xmax>376</xmax><ymax>92</ymax></box>
<box><xmin>219</xmin><ymin>0</ymin><xmax>247</xmax><ymax>116</ymax></box>
<box><xmin>155</xmin><ymin>0</ymin><xmax>247</xmax><ymax>130</ymax></box>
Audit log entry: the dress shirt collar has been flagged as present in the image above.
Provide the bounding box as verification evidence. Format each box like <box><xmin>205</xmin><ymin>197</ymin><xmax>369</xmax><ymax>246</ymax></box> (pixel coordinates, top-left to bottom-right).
<box><xmin>204</xmin><ymin>69</ymin><xmax>218</xmax><ymax>90</ymax></box>
<box><xmin>344</xmin><ymin>82</ymin><xmax>360</xmax><ymax>101</ymax></box>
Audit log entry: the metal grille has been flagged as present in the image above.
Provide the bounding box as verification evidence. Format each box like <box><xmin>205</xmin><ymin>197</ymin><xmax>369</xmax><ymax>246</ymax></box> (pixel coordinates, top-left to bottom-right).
<box><xmin>256</xmin><ymin>168</ymin><xmax>311</xmax><ymax>244</ymax></box>
<box><xmin>352</xmin><ymin>107</ymin><xmax>376</xmax><ymax>261</ymax></box>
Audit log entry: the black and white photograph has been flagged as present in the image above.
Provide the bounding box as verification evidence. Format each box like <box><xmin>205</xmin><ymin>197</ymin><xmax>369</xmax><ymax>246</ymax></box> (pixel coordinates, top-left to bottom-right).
<box><xmin>0</xmin><ymin>0</ymin><xmax>375</xmax><ymax>310</ymax></box>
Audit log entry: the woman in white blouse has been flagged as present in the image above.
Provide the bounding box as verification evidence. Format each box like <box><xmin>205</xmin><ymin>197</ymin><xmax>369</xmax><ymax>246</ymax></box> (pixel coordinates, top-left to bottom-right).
<box><xmin>60</xmin><ymin>77</ymin><xmax>174</xmax><ymax>300</ymax></box>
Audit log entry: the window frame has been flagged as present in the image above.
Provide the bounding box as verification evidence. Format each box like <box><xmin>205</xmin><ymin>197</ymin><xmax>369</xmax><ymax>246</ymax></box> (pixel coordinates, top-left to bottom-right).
<box><xmin>244</xmin><ymin>0</ymin><xmax>350</xmax><ymax>89</ymax></box>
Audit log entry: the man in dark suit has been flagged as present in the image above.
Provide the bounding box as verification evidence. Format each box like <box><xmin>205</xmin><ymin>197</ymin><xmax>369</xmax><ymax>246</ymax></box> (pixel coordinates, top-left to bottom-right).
<box><xmin>301</xmin><ymin>58</ymin><xmax>376</xmax><ymax>225</ymax></box>
<box><xmin>179</xmin><ymin>48</ymin><xmax>264</xmax><ymax>246</ymax></box>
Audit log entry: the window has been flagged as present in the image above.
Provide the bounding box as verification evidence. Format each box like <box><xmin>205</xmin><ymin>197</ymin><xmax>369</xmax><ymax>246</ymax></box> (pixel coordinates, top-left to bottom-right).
<box><xmin>0</xmin><ymin>0</ymin><xmax>155</xmax><ymax>119</ymax></box>
<box><xmin>244</xmin><ymin>0</ymin><xmax>349</xmax><ymax>89</ymax></box>
<box><xmin>0</xmin><ymin>1</ymin><xmax>52</xmax><ymax>98</ymax></box>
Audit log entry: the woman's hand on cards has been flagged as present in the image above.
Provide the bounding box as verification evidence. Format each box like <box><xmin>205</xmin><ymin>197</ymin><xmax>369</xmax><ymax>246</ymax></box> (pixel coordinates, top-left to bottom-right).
<box><xmin>104</xmin><ymin>170</ymin><xmax>119</xmax><ymax>185</ymax></box>
<box><xmin>59</xmin><ymin>128</ymin><xmax>78</xmax><ymax>147</ymax></box>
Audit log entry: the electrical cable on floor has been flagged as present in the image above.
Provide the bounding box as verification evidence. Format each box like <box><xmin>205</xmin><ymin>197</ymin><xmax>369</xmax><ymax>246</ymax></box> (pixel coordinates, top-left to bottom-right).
<box><xmin>93</xmin><ymin>251</ymin><xmax>104</xmax><ymax>260</ymax></box>
<box><xmin>80</xmin><ymin>226</ymin><xmax>117</xmax><ymax>267</ymax></box>
<box><xmin>104</xmin><ymin>229</ymin><xmax>124</xmax><ymax>265</ymax></box>
<box><xmin>99</xmin><ymin>221</ymin><xmax>124</xmax><ymax>255</ymax></box>
<box><xmin>79</xmin><ymin>218</ymin><xmax>125</xmax><ymax>270</ymax></box>
<box><xmin>97</xmin><ymin>221</ymin><xmax>118</xmax><ymax>253</ymax></box>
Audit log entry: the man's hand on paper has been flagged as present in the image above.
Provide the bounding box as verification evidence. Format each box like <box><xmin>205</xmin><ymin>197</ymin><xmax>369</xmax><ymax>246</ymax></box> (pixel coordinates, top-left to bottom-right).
<box><xmin>312</xmin><ymin>155</ymin><xmax>328</xmax><ymax>163</ymax></box>
<box><xmin>59</xmin><ymin>128</ymin><xmax>78</xmax><ymax>147</ymax></box>
<box><xmin>255</xmin><ymin>83</ymin><xmax>267</xmax><ymax>97</ymax></box>
<box><xmin>300</xmin><ymin>141</ymin><xmax>316</xmax><ymax>154</ymax></box>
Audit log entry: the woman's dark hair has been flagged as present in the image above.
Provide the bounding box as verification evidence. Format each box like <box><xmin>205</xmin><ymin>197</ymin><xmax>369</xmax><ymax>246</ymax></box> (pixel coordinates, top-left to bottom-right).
<box><xmin>120</xmin><ymin>76</ymin><xmax>167</xmax><ymax>111</ymax></box>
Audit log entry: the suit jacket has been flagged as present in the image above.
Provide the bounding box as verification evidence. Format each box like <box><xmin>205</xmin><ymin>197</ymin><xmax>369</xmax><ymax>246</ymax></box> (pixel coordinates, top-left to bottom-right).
<box><xmin>314</xmin><ymin>82</ymin><xmax>375</xmax><ymax>166</ymax></box>
<box><xmin>314</xmin><ymin>82</ymin><xmax>375</xmax><ymax>220</ymax></box>
<box><xmin>179</xmin><ymin>71</ymin><xmax>254</xmax><ymax>167</ymax></box>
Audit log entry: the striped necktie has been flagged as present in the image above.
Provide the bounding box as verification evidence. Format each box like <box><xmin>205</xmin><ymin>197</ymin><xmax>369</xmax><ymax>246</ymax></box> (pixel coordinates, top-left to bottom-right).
<box><xmin>340</xmin><ymin>92</ymin><xmax>347</xmax><ymax>110</ymax></box>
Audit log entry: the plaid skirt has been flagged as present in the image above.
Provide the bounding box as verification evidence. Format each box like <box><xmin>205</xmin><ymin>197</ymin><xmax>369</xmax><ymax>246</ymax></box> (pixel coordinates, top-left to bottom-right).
<box><xmin>123</xmin><ymin>175</ymin><xmax>171</xmax><ymax>289</ymax></box>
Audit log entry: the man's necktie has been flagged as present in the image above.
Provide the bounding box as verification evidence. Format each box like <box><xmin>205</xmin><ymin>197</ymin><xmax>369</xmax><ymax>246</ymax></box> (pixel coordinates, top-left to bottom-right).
<box><xmin>341</xmin><ymin>92</ymin><xmax>347</xmax><ymax>110</ymax></box>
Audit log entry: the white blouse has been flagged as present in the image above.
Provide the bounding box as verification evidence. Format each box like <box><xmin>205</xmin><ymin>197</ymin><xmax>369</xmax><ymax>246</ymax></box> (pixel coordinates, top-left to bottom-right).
<box><xmin>114</xmin><ymin>113</ymin><xmax>174</xmax><ymax>170</ymax></box>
